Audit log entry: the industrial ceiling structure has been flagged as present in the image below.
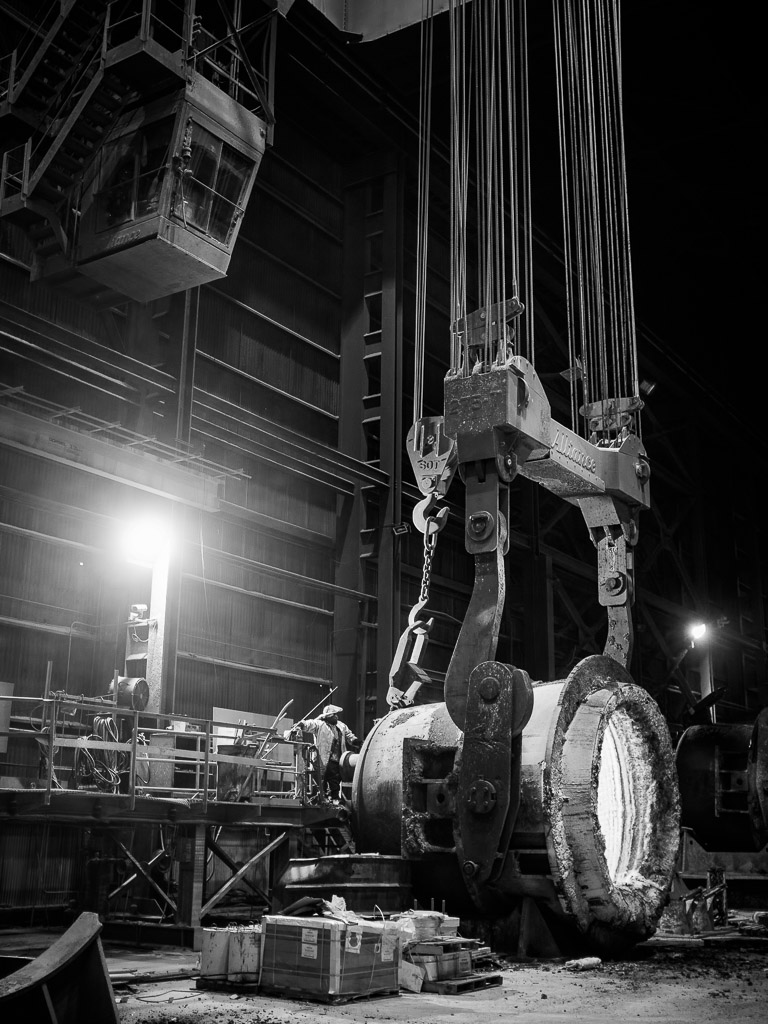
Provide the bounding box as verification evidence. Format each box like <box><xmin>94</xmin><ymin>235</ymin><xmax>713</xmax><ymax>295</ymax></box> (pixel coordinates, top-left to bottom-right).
<box><xmin>0</xmin><ymin>0</ymin><xmax>764</xmax><ymax>995</ymax></box>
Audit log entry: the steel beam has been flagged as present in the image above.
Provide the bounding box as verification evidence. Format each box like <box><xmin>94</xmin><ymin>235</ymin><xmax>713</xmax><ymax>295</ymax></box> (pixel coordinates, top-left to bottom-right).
<box><xmin>306</xmin><ymin>0</ymin><xmax>454</xmax><ymax>41</ymax></box>
<box><xmin>0</xmin><ymin>406</ymin><xmax>221</xmax><ymax>511</ymax></box>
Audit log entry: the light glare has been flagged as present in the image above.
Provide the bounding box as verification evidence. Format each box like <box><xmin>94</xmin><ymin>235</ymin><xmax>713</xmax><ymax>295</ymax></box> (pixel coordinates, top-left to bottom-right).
<box><xmin>119</xmin><ymin>516</ymin><xmax>172</xmax><ymax>565</ymax></box>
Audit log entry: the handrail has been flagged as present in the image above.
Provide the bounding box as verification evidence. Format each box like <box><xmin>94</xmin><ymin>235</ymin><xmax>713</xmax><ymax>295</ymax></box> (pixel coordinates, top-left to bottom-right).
<box><xmin>0</xmin><ymin>693</ymin><xmax>315</xmax><ymax>805</ymax></box>
<box><xmin>0</xmin><ymin>50</ymin><xmax>16</xmax><ymax>105</ymax></box>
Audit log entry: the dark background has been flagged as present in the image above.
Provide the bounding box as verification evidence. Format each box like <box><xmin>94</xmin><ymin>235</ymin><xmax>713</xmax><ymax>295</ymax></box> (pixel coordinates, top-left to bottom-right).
<box><xmin>356</xmin><ymin>1</ymin><xmax>760</xmax><ymax>435</ymax></box>
<box><xmin>621</xmin><ymin>3</ymin><xmax>760</xmax><ymax>430</ymax></box>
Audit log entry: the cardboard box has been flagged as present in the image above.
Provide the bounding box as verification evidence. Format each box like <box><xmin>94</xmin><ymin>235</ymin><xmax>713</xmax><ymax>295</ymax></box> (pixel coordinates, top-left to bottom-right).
<box><xmin>227</xmin><ymin>926</ymin><xmax>261</xmax><ymax>983</ymax></box>
<box><xmin>434</xmin><ymin>949</ymin><xmax>472</xmax><ymax>980</ymax></box>
<box><xmin>411</xmin><ymin>954</ymin><xmax>438</xmax><ymax>981</ymax></box>
<box><xmin>260</xmin><ymin>915</ymin><xmax>400</xmax><ymax>998</ymax></box>
<box><xmin>399</xmin><ymin>959</ymin><xmax>424</xmax><ymax>993</ymax></box>
<box><xmin>391</xmin><ymin>910</ymin><xmax>443</xmax><ymax>940</ymax></box>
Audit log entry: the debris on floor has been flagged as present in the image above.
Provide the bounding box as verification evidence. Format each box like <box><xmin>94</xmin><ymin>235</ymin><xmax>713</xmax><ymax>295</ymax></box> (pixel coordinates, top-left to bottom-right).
<box><xmin>564</xmin><ymin>957</ymin><xmax>602</xmax><ymax>971</ymax></box>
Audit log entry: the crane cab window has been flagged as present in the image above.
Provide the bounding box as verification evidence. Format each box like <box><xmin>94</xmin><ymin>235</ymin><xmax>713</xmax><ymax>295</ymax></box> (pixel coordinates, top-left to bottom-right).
<box><xmin>95</xmin><ymin>119</ymin><xmax>173</xmax><ymax>232</ymax></box>
<box><xmin>171</xmin><ymin>123</ymin><xmax>252</xmax><ymax>245</ymax></box>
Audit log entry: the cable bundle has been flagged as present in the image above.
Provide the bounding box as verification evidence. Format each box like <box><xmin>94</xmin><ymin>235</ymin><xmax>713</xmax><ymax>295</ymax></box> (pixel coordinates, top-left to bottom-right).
<box><xmin>74</xmin><ymin>713</ymin><xmax>123</xmax><ymax>792</ymax></box>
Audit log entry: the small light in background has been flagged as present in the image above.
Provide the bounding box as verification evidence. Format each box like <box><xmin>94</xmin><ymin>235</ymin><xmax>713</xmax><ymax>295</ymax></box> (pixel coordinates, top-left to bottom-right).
<box><xmin>119</xmin><ymin>516</ymin><xmax>173</xmax><ymax>565</ymax></box>
<box><xmin>688</xmin><ymin>622</ymin><xmax>707</xmax><ymax>643</ymax></box>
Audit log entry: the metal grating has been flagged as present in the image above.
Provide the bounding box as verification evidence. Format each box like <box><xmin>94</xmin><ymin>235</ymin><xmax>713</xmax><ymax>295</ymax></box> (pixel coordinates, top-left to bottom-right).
<box><xmin>0</xmin><ymin>384</ymin><xmax>249</xmax><ymax>484</ymax></box>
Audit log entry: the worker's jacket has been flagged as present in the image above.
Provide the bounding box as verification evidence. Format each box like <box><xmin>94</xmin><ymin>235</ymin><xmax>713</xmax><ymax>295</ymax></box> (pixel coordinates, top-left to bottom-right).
<box><xmin>293</xmin><ymin>717</ymin><xmax>359</xmax><ymax>773</ymax></box>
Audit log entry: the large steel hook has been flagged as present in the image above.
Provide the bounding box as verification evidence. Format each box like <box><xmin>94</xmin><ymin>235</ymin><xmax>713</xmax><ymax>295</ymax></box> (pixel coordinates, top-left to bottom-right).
<box><xmin>412</xmin><ymin>493</ymin><xmax>450</xmax><ymax>536</ymax></box>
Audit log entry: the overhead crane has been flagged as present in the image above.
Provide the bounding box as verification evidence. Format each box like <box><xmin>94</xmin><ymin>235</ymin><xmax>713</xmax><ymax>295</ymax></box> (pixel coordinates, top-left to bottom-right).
<box><xmin>0</xmin><ymin>0</ymin><xmax>280</xmax><ymax>304</ymax></box>
<box><xmin>341</xmin><ymin>0</ymin><xmax>683</xmax><ymax>952</ymax></box>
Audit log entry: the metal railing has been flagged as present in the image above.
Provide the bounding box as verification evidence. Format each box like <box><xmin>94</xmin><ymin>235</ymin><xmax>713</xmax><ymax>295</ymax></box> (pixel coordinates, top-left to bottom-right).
<box><xmin>105</xmin><ymin>0</ymin><xmax>187</xmax><ymax>58</ymax></box>
<box><xmin>0</xmin><ymin>0</ymin><xmax>70</xmax><ymax>106</ymax></box>
<box><xmin>0</xmin><ymin>49</ymin><xmax>17</xmax><ymax>106</ymax></box>
<box><xmin>0</xmin><ymin>140</ymin><xmax>31</xmax><ymax>206</ymax></box>
<box><xmin>0</xmin><ymin>693</ymin><xmax>316</xmax><ymax>811</ymax></box>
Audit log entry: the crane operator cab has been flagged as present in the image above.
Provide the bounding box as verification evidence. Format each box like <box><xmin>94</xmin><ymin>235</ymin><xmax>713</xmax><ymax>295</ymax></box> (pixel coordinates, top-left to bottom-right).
<box><xmin>0</xmin><ymin>0</ymin><xmax>273</xmax><ymax>304</ymax></box>
<box><xmin>73</xmin><ymin>81</ymin><xmax>266</xmax><ymax>301</ymax></box>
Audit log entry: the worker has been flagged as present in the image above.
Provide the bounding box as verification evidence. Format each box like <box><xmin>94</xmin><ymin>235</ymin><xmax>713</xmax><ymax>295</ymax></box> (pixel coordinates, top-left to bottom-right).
<box><xmin>286</xmin><ymin>704</ymin><xmax>359</xmax><ymax>803</ymax></box>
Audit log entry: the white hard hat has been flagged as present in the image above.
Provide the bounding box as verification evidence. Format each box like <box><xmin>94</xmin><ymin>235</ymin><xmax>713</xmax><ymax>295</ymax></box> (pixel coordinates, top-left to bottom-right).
<box><xmin>321</xmin><ymin>704</ymin><xmax>343</xmax><ymax>718</ymax></box>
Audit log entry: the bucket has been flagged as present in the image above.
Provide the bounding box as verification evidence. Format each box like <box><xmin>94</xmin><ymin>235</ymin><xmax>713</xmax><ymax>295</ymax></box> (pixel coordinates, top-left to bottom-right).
<box><xmin>200</xmin><ymin>928</ymin><xmax>230</xmax><ymax>979</ymax></box>
<box><xmin>227</xmin><ymin>926</ymin><xmax>261</xmax><ymax>983</ymax></box>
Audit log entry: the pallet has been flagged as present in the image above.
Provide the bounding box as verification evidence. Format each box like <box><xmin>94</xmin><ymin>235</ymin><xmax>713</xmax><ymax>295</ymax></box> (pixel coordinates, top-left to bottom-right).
<box><xmin>408</xmin><ymin>938</ymin><xmax>480</xmax><ymax>955</ymax></box>
<box><xmin>470</xmin><ymin>946</ymin><xmax>493</xmax><ymax>963</ymax></box>
<box><xmin>422</xmin><ymin>972</ymin><xmax>503</xmax><ymax>995</ymax></box>
<box><xmin>196</xmin><ymin>976</ymin><xmax>259</xmax><ymax>993</ymax></box>
<box><xmin>258</xmin><ymin>983</ymin><xmax>400</xmax><ymax>1005</ymax></box>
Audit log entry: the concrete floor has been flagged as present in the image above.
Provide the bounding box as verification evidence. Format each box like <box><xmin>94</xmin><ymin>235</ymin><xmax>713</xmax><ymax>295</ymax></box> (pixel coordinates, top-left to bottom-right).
<box><xmin>112</xmin><ymin>927</ymin><xmax>768</xmax><ymax>1024</ymax></box>
<box><xmin>4</xmin><ymin>923</ymin><xmax>768</xmax><ymax>1023</ymax></box>
<box><xmin>112</xmin><ymin>938</ymin><xmax>768</xmax><ymax>1024</ymax></box>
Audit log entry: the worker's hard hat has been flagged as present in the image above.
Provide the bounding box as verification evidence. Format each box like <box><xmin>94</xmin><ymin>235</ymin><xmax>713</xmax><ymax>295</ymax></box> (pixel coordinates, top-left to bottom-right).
<box><xmin>321</xmin><ymin>704</ymin><xmax>343</xmax><ymax>718</ymax></box>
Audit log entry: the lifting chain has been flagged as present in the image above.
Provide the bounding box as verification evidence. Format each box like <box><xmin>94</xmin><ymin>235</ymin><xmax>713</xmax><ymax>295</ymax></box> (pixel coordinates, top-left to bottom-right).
<box><xmin>409</xmin><ymin>493</ymin><xmax>449</xmax><ymax>625</ymax></box>
<box><xmin>386</xmin><ymin>493</ymin><xmax>449</xmax><ymax>709</ymax></box>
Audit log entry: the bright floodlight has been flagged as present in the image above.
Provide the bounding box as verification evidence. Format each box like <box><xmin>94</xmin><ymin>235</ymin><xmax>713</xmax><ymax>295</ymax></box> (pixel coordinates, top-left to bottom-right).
<box><xmin>120</xmin><ymin>516</ymin><xmax>173</xmax><ymax>565</ymax></box>
<box><xmin>688</xmin><ymin>622</ymin><xmax>707</xmax><ymax>641</ymax></box>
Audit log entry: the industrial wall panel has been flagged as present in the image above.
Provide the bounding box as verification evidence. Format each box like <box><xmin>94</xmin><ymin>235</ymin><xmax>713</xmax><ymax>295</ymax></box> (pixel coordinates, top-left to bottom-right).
<box><xmin>200</xmin><ymin>447</ymin><xmax>338</xmax><ymax>541</ymax></box>
<box><xmin>262</xmin><ymin>120</ymin><xmax>343</xmax><ymax>204</ymax></box>
<box><xmin>214</xmin><ymin>247</ymin><xmax>340</xmax><ymax>356</ymax></box>
<box><xmin>183</xmin><ymin>534</ymin><xmax>335</xmax><ymax>611</ymax></box>
<box><xmin>193</xmin><ymin>384</ymin><xmax>337</xmax><ymax>452</ymax></box>
<box><xmin>196</xmin><ymin>359</ymin><xmax>328</xmax><ymax>444</ymax></box>
<box><xmin>178</xmin><ymin>581</ymin><xmax>331</xmax><ymax>683</ymax></box>
<box><xmin>196</xmin><ymin>288</ymin><xmax>338</xmax><ymax>421</ymax></box>
<box><xmin>257</xmin><ymin>156</ymin><xmax>344</xmax><ymax>240</ymax></box>
<box><xmin>241</xmin><ymin>190</ymin><xmax>342</xmax><ymax>295</ymax></box>
<box><xmin>0</xmin><ymin>248</ymin><xmax>110</xmax><ymax>352</ymax></box>
<box><xmin>0</xmin><ymin>824</ymin><xmax>83</xmax><ymax>910</ymax></box>
<box><xmin>174</xmin><ymin>658</ymin><xmax>326</xmax><ymax>721</ymax></box>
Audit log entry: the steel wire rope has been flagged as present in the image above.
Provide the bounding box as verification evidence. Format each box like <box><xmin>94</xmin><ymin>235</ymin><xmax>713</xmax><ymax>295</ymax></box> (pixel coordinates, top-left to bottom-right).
<box><xmin>573</xmin><ymin>0</ymin><xmax>599</xmax><ymax>411</ymax></box>
<box><xmin>553</xmin><ymin>1</ymin><xmax>579</xmax><ymax>431</ymax></box>
<box><xmin>448</xmin><ymin>0</ymin><xmax>538</xmax><ymax>377</ymax></box>
<box><xmin>472</xmin><ymin>1</ymin><xmax>487</xmax><ymax>367</ymax></box>
<box><xmin>597</xmin><ymin>0</ymin><xmax>626</xmax><ymax>406</ymax></box>
<box><xmin>580</xmin><ymin>1</ymin><xmax>610</xmax><ymax>412</ymax></box>
<box><xmin>594</xmin><ymin>0</ymin><xmax>618</xmax><ymax>401</ymax></box>
<box><xmin>611</xmin><ymin>0</ymin><xmax>640</xmax><ymax>421</ymax></box>
<box><xmin>413</xmin><ymin>0</ymin><xmax>436</xmax><ymax>425</ymax></box>
<box><xmin>517</xmin><ymin>0</ymin><xmax>535</xmax><ymax>365</ymax></box>
<box><xmin>564</xmin><ymin>1</ymin><xmax>592</xmax><ymax>414</ymax></box>
<box><xmin>605</xmin><ymin>0</ymin><xmax>635</xmax><ymax>409</ymax></box>
<box><xmin>480</xmin><ymin>0</ymin><xmax>498</xmax><ymax>369</ymax></box>
<box><xmin>449</xmin><ymin>0</ymin><xmax>470</xmax><ymax>374</ymax></box>
<box><xmin>504</xmin><ymin>0</ymin><xmax>519</xmax><ymax>328</ymax></box>
<box><xmin>492</xmin><ymin>0</ymin><xmax>505</xmax><ymax>364</ymax></box>
<box><xmin>554</xmin><ymin>0</ymin><xmax>641</xmax><ymax>439</ymax></box>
